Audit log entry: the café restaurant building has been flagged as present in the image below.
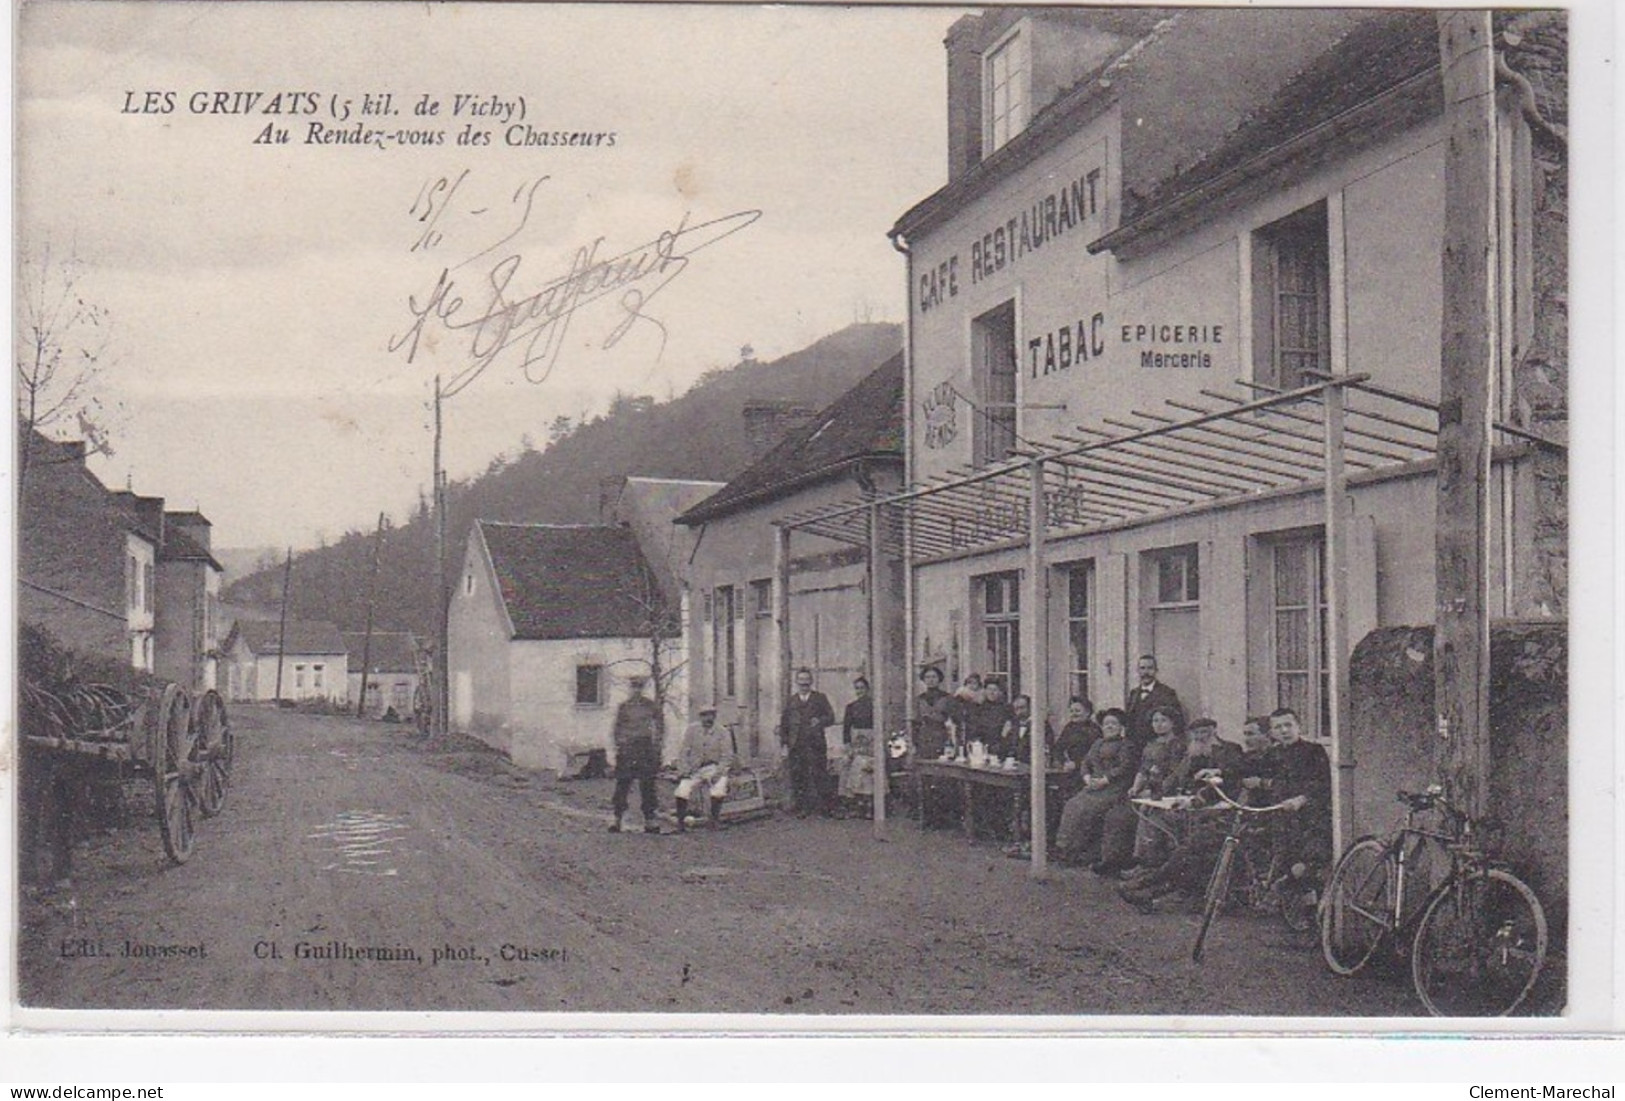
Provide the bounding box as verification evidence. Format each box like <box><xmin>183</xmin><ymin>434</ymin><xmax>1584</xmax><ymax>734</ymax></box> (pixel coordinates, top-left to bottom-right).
<box><xmin>778</xmin><ymin>8</ymin><xmax>1568</xmax><ymax>857</ymax></box>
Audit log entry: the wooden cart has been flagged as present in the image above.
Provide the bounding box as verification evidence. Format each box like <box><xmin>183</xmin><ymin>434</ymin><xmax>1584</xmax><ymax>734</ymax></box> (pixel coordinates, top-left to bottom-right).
<box><xmin>22</xmin><ymin>678</ymin><xmax>233</xmax><ymax>865</ymax></box>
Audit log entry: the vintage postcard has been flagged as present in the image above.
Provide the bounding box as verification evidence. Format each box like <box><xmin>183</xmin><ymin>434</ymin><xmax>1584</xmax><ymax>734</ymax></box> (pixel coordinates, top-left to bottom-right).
<box><xmin>7</xmin><ymin>0</ymin><xmax>1612</xmax><ymax>1042</ymax></box>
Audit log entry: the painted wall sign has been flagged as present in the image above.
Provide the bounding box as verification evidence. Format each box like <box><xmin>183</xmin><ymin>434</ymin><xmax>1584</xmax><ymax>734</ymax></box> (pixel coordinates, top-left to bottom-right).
<box><xmin>969</xmin><ymin>166</ymin><xmax>1103</xmax><ymax>285</ymax></box>
<box><xmin>1121</xmin><ymin>321</ymin><xmax>1225</xmax><ymax>369</ymax></box>
<box><xmin>921</xmin><ymin>381</ymin><xmax>958</xmax><ymax>449</ymax></box>
<box><xmin>1027</xmin><ymin>312</ymin><xmax>1106</xmax><ymax>378</ymax></box>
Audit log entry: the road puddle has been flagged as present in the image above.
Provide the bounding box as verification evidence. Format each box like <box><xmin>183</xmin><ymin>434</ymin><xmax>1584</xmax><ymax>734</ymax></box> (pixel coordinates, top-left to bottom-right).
<box><xmin>308</xmin><ymin>810</ymin><xmax>410</xmax><ymax>876</ymax></box>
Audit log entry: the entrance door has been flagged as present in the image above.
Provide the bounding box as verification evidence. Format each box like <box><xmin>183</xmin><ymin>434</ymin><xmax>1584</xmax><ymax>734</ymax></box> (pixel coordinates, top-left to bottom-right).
<box><xmin>1149</xmin><ymin>607</ymin><xmax>1202</xmax><ymax>720</ymax></box>
<box><xmin>748</xmin><ymin>579</ymin><xmax>773</xmax><ymax>758</ymax></box>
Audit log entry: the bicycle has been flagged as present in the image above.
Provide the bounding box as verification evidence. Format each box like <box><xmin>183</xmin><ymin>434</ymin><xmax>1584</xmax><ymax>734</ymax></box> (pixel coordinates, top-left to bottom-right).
<box><xmin>1320</xmin><ymin>785</ymin><xmax>1549</xmax><ymax>1016</ymax></box>
<box><xmin>1189</xmin><ymin>779</ymin><xmax>1310</xmax><ymax>963</ymax></box>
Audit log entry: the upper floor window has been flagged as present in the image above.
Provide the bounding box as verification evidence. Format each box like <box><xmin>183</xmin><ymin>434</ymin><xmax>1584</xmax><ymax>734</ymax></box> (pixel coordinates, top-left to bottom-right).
<box><xmin>142</xmin><ymin>563</ymin><xmax>154</xmax><ymax>613</ymax></box>
<box><xmin>973</xmin><ymin>300</ymin><xmax>1019</xmax><ymax>467</ymax></box>
<box><xmin>1252</xmin><ymin>202</ymin><xmax>1330</xmax><ymax>390</ymax></box>
<box><xmin>127</xmin><ymin>555</ymin><xmax>139</xmax><ymax>611</ymax></box>
<box><xmin>984</xmin><ymin>27</ymin><xmax>1030</xmax><ymax>154</ymax></box>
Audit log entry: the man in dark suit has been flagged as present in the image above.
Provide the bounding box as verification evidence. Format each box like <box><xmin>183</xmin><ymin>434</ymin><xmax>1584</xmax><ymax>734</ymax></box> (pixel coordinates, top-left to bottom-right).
<box><xmin>779</xmin><ymin>667</ymin><xmax>836</xmax><ymax>817</ymax></box>
<box><xmin>1124</xmin><ymin>654</ymin><xmax>1183</xmax><ymax>749</ymax></box>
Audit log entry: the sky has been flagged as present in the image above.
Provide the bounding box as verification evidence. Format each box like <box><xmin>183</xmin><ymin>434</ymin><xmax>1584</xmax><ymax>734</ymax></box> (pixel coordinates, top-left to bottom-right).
<box><xmin>15</xmin><ymin>1</ymin><xmax>963</xmax><ymax>551</ymax></box>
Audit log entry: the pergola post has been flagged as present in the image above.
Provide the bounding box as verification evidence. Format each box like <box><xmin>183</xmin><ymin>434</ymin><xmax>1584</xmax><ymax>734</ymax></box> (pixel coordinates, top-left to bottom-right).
<box><xmin>1322</xmin><ymin>383</ymin><xmax>1354</xmax><ymax>857</ymax></box>
<box><xmin>868</xmin><ymin>498</ymin><xmax>888</xmax><ymax>837</ymax></box>
<box><xmin>773</xmin><ymin>524</ymin><xmax>792</xmax><ymax>766</ymax></box>
<box><xmin>1026</xmin><ymin>456</ymin><xmax>1049</xmax><ymax>878</ymax></box>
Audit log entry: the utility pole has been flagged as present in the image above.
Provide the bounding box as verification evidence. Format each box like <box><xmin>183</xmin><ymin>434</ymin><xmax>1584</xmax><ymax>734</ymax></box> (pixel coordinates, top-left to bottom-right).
<box><xmin>355</xmin><ymin>511</ymin><xmax>387</xmax><ymax>718</ymax></box>
<box><xmin>433</xmin><ymin>376</ymin><xmax>450</xmax><ymax>737</ymax></box>
<box><xmin>1434</xmin><ymin>10</ymin><xmax>1498</xmax><ymax>817</ymax></box>
<box><xmin>273</xmin><ymin>548</ymin><xmax>292</xmax><ymax>704</ymax></box>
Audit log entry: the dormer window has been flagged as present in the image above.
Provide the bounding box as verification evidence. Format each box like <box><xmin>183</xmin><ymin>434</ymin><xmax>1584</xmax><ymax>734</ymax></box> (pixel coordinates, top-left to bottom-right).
<box><xmin>984</xmin><ymin>25</ymin><xmax>1030</xmax><ymax>154</ymax></box>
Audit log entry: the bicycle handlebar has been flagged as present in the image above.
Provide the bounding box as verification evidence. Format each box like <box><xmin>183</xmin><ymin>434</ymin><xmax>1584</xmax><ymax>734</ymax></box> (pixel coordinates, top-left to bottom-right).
<box><xmin>1200</xmin><ymin>774</ymin><xmax>1300</xmax><ymax>814</ymax></box>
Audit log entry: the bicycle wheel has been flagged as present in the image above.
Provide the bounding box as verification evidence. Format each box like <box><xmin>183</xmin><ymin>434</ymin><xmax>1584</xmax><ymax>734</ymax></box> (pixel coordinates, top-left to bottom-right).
<box><xmin>1192</xmin><ymin>838</ymin><xmax>1238</xmax><ymax>963</ymax></box>
<box><xmin>1320</xmin><ymin>837</ymin><xmax>1392</xmax><ymax>975</ymax></box>
<box><xmin>1412</xmin><ymin>868</ymin><xmax>1548</xmax><ymax>1016</ymax></box>
<box><xmin>1280</xmin><ymin>864</ymin><xmax>1321</xmax><ymax>933</ymax></box>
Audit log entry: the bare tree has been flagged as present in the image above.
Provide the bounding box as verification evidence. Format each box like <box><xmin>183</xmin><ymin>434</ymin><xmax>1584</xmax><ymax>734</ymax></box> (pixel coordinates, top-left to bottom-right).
<box><xmin>16</xmin><ymin>241</ymin><xmax>115</xmax><ymax>486</ymax></box>
<box><xmin>607</xmin><ymin>563</ymin><xmax>686</xmax><ymax>740</ymax></box>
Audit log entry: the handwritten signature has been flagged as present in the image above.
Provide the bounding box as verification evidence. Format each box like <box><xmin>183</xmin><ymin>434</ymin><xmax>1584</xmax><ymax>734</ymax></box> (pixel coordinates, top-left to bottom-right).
<box><xmin>390</xmin><ymin>172</ymin><xmax>761</xmax><ymax>396</ymax></box>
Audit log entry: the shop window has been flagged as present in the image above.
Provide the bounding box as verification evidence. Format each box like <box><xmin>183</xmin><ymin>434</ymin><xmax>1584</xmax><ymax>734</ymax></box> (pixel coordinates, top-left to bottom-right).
<box><xmin>1066</xmin><ymin>561</ymin><xmax>1093</xmax><ymax>704</ymax></box>
<box><xmin>977</xmin><ymin>571</ymin><xmax>1021</xmax><ymax>698</ymax></box>
<box><xmin>984</xmin><ymin>25</ymin><xmax>1029</xmax><ymax>154</ymax></box>
<box><xmin>1252</xmin><ymin>202</ymin><xmax>1330</xmax><ymax>390</ymax></box>
<box><xmin>973</xmin><ymin>300</ymin><xmax>1018</xmax><ymax>467</ymax></box>
<box><xmin>575</xmin><ymin>663</ymin><xmax>604</xmax><ymax>706</ymax></box>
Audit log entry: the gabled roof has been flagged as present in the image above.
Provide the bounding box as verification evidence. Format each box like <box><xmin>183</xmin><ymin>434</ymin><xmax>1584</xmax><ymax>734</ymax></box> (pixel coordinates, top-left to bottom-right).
<box><xmin>232</xmin><ymin>619</ymin><xmax>348</xmax><ymax>657</ymax></box>
<box><xmin>477</xmin><ymin>522</ymin><xmax>670</xmax><ymax>641</ymax></box>
<box><xmin>677</xmin><ymin>352</ymin><xmax>904</xmax><ymax>525</ymax></box>
<box><xmin>342</xmin><ymin>631</ymin><xmax>421</xmax><ymax>675</ymax></box>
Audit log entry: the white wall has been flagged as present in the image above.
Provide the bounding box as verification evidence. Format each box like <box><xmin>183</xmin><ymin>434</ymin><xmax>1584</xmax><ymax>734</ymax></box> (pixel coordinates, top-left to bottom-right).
<box><xmin>506</xmin><ymin>637</ymin><xmax>670</xmax><ymax>771</ymax></box>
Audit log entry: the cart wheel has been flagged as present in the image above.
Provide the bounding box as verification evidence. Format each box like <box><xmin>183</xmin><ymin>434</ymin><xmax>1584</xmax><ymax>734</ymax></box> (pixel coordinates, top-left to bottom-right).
<box><xmin>192</xmin><ymin>690</ymin><xmax>231</xmax><ymax>818</ymax></box>
<box><xmin>154</xmin><ymin>685</ymin><xmax>197</xmax><ymax>864</ymax></box>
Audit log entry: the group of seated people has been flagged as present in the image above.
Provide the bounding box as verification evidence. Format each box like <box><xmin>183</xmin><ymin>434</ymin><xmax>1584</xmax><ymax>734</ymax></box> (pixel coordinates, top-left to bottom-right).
<box><xmin>913</xmin><ymin>658</ymin><xmax>1333</xmax><ymax>914</ymax></box>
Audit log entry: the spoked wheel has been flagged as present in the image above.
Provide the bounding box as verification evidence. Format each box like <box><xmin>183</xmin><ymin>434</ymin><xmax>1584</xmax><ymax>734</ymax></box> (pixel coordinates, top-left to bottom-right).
<box><xmin>1412</xmin><ymin>868</ymin><xmax>1548</xmax><ymax>1017</ymax></box>
<box><xmin>1321</xmin><ymin>837</ymin><xmax>1392</xmax><ymax>975</ymax></box>
<box><xmin>1192</xmin><ymin>837</ymin><xmax>1238</xmax><ymax>963</ymax></box>
<box><xmin>191</xmin><ymin>689</ymin><xmax>232</xmax><ymax>818</ymax></box>
<box><xmin>153</xmin><ymin>685</ymin><xmax>197</xmax><ymax>864</ymax></box>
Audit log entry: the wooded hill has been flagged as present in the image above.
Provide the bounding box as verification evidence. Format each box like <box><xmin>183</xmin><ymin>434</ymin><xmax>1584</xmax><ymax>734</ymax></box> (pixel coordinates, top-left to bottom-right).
<box><xmin>223</xmin><ymin>322</ymin><xmax>901</xmax><ymax>637</ymax></box>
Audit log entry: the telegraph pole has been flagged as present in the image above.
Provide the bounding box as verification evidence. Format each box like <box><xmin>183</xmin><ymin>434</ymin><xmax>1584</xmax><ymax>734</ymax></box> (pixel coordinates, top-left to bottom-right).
<box><xmin>1434</xmin><ymin>10</ymin><xmax>1498</xmax><ymax>817</ymax></box>
<box><xmin>433</xmin><ymin>375</ymin><xmax>450</xmax><ymax>737</ymax></box>
<box><xmin>355</xmin><ymin>511</ymin><xmax>387</xmax><ymax>718</ymax></box>
<box><xmin>273</xmin><ymin>548</ymin><xmax>292</xmax><ymax>704</ymax></box>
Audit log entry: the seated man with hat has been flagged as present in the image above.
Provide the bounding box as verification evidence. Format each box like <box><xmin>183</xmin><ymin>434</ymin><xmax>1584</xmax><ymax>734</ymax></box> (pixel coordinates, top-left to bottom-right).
<box><xmin>673</xmin><ymin>705</ymin><xmax>734</xmax><ymax>831</ymax></box>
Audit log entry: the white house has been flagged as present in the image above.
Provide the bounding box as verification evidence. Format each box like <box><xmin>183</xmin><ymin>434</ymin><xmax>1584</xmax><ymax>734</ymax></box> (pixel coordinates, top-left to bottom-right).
<box><xmin>223</xmin><ymin>619</ymin><xmax>349</xmax><ymax>704</ymax></box>
<box><xmin>448</xmin><ymin>521</ymin><xmax>681</xmax><ymax>771</ymax></box>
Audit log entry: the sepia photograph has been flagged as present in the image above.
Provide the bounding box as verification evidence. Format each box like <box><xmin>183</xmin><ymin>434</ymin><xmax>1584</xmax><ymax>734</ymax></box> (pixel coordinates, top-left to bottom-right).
<box><xmin>8</xmin><ymin>0</ymin><xmax>1598</xmax><ymax>1034</ymax></box>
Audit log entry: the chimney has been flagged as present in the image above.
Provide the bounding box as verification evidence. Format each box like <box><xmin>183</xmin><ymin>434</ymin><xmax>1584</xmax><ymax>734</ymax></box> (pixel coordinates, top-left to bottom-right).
<box><xmin>168</xmin><ymin>511</ymin><xmax>213</xmax><ymax>552</ymax></box>
<box><xmin>946</xmin><ymin>14</ymin><xmax>987</xmax><ymax>182</ymax></box>
<box><xmin>598</xmin><ymin>474</ymin><xmax>625</xmax><ymax>524</ymax></box>
<box><xmin>742</xmin><ymin>400</ymin><xmax>820</xmax><ymax>462</ymax></box>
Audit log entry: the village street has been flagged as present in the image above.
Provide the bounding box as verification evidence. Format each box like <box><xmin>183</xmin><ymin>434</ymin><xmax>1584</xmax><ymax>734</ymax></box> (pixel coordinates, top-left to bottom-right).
<box><xmin>18</xmin><ymin>706</ymin><xmax>1424</xmax><ymax>1019</ymax></box>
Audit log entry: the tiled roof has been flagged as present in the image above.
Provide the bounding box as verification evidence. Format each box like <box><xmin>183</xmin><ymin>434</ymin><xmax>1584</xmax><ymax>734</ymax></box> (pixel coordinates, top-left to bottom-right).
<box><xmin>677</xmin><ymin>352</ymin><xmax>904</xmax><ymax>525</ymax></box>
<box><xmin>233</xmin><ymin>619</ymin><xmax>348</xmax><ymax>656</ymax></box>
<box><xmin>478</xmin><ymin>522</ymin><xmax>670</xmax><ymax>641</ymax></box>
<box><xmin>342</xmin><ymin>631</ymin><xmax>420</xmax><ymax>675</ymax></box>
<box><xmin>1106</xmin><ymin>11</ymin><xmax>1440</xmax><ymax>240</ymax></box>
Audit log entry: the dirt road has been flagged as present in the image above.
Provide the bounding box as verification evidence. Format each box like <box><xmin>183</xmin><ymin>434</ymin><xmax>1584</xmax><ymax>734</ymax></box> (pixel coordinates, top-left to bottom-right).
<box><xmin>19</xmin><ymin>707</ymin><xmax>1426</xmax><ymax>1017</ymax></box>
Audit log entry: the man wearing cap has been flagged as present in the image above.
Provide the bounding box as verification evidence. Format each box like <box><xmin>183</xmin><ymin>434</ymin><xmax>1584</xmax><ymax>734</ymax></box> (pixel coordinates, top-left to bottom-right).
<box><xmin>609</xmin><ymin>674</ymin><xmax>664</xmax><ymax>834</ymax></box>
<box><xmin>673</xmin><ymin>706</ymin><xmax>733</xmax><ymax>831</ymax></box>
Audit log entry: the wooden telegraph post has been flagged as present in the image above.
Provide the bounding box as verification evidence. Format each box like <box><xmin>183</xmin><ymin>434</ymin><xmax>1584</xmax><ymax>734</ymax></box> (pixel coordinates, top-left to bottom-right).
<box><xmin>1434</xmin><ymin>11</ymin><xmax>1498</xmax><ymax>817</ymax></box>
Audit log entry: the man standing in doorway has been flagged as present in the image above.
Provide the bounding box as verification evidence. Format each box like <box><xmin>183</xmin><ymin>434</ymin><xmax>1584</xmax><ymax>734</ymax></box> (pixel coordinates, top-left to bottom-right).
<box><xmin>609</xmin><ymin>674</ymin><xmax>664</xmax><ymax>834</ymax></box>
<box><xmin>1125</xmin><ymin>654</ymin><xmax>1183</xmax><ymax>750</ymax></box>
<box><xmin>780</xmin><ymin>667</ymin><xmax>835</xmax><ymax>817</ymax></box>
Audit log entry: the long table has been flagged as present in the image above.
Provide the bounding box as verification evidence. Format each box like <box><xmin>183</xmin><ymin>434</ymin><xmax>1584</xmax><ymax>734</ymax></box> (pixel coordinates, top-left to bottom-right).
<box><xmin>910</xmin><ymin>759</ymin><xmax>1076</xmax><ymax>841</ymax></box>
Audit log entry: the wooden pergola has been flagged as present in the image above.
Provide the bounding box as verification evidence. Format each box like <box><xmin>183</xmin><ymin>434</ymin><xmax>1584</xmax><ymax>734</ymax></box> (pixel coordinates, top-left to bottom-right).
<box><xmin>774</xmin><ymin>372</ymin><xmax>1560</xmax><ymax>873</ymax></box>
